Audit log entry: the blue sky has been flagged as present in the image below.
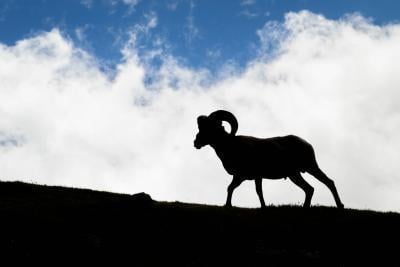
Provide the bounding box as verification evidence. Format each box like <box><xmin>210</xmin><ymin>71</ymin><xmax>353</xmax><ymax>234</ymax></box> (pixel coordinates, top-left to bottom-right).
<box><xmin>1</xmin><ymin>0</ymin><xmax>400</xmax><ymax>71</ymax></box>
<box><xmin>2</xmin><ymin>1</ymin><xmax>400</xmax><ymax>211</ymax></box>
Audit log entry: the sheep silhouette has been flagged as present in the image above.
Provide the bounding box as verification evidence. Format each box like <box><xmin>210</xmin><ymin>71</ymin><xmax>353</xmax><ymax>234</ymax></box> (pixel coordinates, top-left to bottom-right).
<box><xmin>194</xmin><ymin>110</ymin><xmax>344</xmax><ymax>209</ymax></box>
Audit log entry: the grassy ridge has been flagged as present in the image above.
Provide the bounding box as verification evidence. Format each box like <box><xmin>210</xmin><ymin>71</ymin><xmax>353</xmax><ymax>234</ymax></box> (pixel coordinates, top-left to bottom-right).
<box><xmin>0</xmin><ymin>181</ymin><xmax>399</xmax><ymax>266</ymax></box>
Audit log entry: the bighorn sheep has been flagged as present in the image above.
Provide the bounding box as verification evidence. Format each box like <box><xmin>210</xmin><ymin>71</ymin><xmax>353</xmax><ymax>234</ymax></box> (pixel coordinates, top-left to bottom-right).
<box><xmin>194</xmin><ymin>110</ymin><xmax>344</xmax><ymax>209</ymax></box>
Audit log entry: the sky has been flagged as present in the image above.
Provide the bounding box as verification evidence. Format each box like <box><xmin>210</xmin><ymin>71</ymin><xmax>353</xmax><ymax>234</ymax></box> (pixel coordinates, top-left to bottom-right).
<box><xmin>1</xmin><ymin>0</ymin><xmax>400</xmax><ymax>211</ymax></box>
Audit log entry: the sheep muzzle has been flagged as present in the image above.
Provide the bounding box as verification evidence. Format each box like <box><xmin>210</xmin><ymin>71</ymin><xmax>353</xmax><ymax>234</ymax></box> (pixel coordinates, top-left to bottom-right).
<box><xmin>194</xmin><ymin>133</ymin><xmax>205</xmax><ymax>149</ymax></box>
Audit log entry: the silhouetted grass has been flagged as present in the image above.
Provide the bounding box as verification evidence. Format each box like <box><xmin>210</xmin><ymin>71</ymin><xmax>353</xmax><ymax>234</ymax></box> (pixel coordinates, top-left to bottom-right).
<box><xmin>0</xmin><ymin>180</ymin><xmax>399</xmax><ymax>266</ymax></box>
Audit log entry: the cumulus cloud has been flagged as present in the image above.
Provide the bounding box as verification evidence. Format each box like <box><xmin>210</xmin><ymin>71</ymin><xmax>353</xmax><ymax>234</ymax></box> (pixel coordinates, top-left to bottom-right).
<box><xmin>1</xmin><ymin>11</ymin><xmax>400</xmax><ymax>211</ymax></box>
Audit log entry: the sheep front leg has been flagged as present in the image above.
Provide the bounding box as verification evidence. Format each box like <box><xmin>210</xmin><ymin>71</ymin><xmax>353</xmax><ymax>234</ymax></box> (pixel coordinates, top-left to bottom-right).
<box><xmin>225</xmin><ymin>176</ymin><xmax>243</xmax><ymax>207</ymax></box>
<box><xmin>255</xmin><ymin>178</ymin><xmax>266</xmax><ymax>208</ymax></box>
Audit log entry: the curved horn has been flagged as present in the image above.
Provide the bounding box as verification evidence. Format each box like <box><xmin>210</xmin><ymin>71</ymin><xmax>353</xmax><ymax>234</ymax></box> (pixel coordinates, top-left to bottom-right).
<box><xmin>208</xmin><ymin>110</ymin><xmax>238</xmax><ymax>135</ymax></box>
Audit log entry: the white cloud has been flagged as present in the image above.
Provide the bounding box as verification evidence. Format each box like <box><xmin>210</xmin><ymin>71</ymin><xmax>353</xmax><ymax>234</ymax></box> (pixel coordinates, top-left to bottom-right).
<box><xmin>1</xmin><ymin>11</ymin><xmax>400</xmax><ymax>212</ymax></box>
<box><xmin>107</xmin><ymin>0</ymin><xmax>140</xmax><ymax>7</ymax></box>
<box><xmin>239</xmin><ymin>9</ymin><xmax>259</xmax><ymax>19</ymax></box>
<box><xmin>121</xmin><ymin>0</ymin><xmax>140</xmax><ymax>7</ymax></box>
<box><xmin>166</xmin><ymin>0</ymin><xmax>180</xmax><ymax>11</ymax></box>
<box><xmin>120</xmin><ymin>0</ymin><xmax>141</xmax><ymax>14</ymax></box>
<box><xmin>184</xmin><ymin>15</ymin><xmax>199</xmax><ymax>44</ymax></box>
<box><xmin>256</xmin><ymin>20</ymin><xmax>286</xmax><ymax>57</ymax></box>
<box><xmin>75</xmin><ymin>24</ymin><xmax>92</xmax><ymax>43</ymax></box>
<box><xmin>122</xmin><ymin>11</ymin><xmax>158</xmax><ymax>59</ymax></box>
<box><xmin>183</xmin><ymin>1</ymin><xmax>200</xmax><ymax>45</ymax></box>
<box><xmin>104</xmin><ymin>0</ymin><xmax>140</xmax><ymax>14</ymax></box>
<box><xmin>241</xmin><ymin>0</ymin><xmax>256</xmax><ymax>6</ymax></box>
<box><xmin>206</xmin><ymin>47</ymin><xmax>222</xmax><ymax>61</ymax></box>
<box><xmin>80</xmin><ymin>0</ymin><xmax>93</xmax><ymax>9</ymax></box>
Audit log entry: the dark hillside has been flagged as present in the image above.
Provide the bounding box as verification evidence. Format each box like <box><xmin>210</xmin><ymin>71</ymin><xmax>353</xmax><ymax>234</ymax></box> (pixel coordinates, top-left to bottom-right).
<box><xmin>0</xmin><ymin>181</ymin><xmax>399</xmax><ymax>266</ymax></box>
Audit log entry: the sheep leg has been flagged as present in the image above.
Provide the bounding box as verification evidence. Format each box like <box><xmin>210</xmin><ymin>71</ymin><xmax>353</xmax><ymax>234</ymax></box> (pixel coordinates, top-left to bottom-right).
<box><xmin>308</xmin><ymin>167</ymin><xmax>344</xmax><ymax>209</ymax></box>
<box><xmin>225</xmin><ymin>176</ymin><xmax>243</xmax><ymax>207</ymax></box>
<box><xmin>289</xmin><ymin>173</ymin><xmax>314</xmax><ymax>208</ymax></box>
<box><xmin>255</xmin><ymin>178</ymin><xmax>266</xmax><ymax>208</ymax></box>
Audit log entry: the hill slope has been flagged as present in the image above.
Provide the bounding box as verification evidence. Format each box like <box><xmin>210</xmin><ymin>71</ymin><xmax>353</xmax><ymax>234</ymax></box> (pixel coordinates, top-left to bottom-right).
<box><xmin>0</xmin><ymin>181</ymin><xmax>399</xmax><ymax>266</ymax></box>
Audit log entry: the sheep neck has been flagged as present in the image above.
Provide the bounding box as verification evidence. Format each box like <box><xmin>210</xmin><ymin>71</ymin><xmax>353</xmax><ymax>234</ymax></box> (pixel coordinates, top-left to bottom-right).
<box><xmin>210</xmin><ymin>133</ymin><xmax>234</xmax><ymax>156</ymax></box>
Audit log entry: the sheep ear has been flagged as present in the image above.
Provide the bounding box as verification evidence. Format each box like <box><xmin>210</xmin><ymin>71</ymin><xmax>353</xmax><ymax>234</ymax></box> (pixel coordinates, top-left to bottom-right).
<box><xmin>197</xmin><ymin>115</ymin><xmax>208</xmax><ymax>127</ymax></box>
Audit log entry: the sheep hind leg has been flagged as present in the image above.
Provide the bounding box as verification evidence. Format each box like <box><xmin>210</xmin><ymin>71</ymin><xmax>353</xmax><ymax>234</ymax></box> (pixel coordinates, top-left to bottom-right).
<box><xmin>255</xmin><ymin>178</ymin><xmax>266</xmax><ymax>208</ymax></box>
<box><xmin>225</xmin><ymin>175</ymin><xmax>243</xmax><ymax>208</ymax></box>
<box><xmin>308</xmin><ymin>167</ymin><xmax>344</xmax><ymax>209</ymax></box>
<box><xmin>289</xmin><ymin>173</ymin><xmax>314</xmax><ymax>208</ymax></box>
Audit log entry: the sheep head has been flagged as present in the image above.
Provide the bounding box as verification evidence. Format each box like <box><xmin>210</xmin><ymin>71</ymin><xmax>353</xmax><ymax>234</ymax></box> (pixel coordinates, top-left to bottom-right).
<box><xmin>194</xmin><ymin>110</ymin><xmax>238</xmax><ymax>149</ymax></box>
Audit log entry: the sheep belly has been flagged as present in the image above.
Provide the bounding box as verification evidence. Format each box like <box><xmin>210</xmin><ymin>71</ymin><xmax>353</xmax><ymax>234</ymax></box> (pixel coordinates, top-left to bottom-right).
<box><xmin>220</xmin><ymin>136</ymin><xmax>311</xmax><ymax>179</ymax></box>
<box><xmin>224</xmin><ymin>156</ymin><xmax>297</xmax><ymax>179</ymax></box>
